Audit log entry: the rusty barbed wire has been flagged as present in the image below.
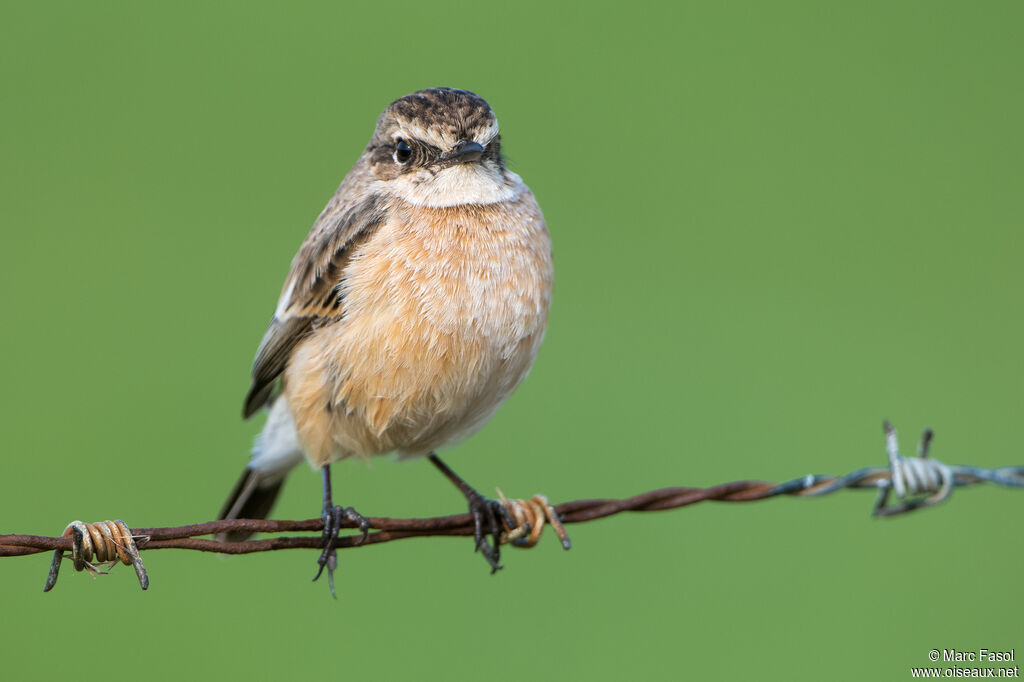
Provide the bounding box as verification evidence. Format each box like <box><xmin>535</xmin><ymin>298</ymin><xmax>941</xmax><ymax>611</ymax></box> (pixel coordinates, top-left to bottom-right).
<box><xmin>1</xmin><ymin>424</ymin><xmax>1022</xmax><ymax>591</ymax></box>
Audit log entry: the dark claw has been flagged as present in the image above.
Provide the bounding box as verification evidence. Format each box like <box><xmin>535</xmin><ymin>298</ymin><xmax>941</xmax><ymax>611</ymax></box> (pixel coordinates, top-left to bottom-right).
<box><xmin>467</xmin><ymin>493</ymin><xmax>517</xmax><ymax>574</ymax></box>
<box><xmin>346</xmin><ymin>507</ymin><xmax>371</xmax><ymax>546</ymax></box>
<box><xmin>313</xmin><ymin>505</ymin><xmax>370</xmax><ymax>598</ymax></box>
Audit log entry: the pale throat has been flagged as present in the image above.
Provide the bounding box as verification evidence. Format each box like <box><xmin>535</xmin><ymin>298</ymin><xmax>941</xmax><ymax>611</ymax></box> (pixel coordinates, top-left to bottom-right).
<box><xmin>383</xmin><ymin>165</ymin><xmax>523</xmax><ymax>208</ymax></box>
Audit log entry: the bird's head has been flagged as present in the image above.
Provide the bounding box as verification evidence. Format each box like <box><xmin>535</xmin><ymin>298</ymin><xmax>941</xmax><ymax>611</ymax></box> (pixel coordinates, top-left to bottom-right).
<box><xmin>365</xmin><ymin>88</ymin><xmax>514</xmax><ymax>207</ymax></box>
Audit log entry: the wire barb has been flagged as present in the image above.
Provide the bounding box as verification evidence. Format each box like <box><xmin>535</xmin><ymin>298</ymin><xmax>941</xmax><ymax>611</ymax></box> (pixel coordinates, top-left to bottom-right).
<box><xmin>43</xmin><ymin>520</ymin><xmax>149</xmax><ymax>592</ymax></box>
<box><xmin>874</xmin><ymin>421</ymin><xmax>954</xmax><ymax>517</ymax></box>
<box><xmin>497</xmin><ymin>490</ymin><xmax>572</xmax><ymax>550</ymax></box>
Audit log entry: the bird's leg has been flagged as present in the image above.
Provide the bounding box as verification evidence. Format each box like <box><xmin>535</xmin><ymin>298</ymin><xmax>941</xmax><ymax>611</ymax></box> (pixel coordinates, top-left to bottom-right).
<box><xmin>427</xmin><ymin>453</ymin><xmax>516</xmax><ymax>574</ymax></box>
<box><xmin>313</xmin><ymin>464</ymin><xmax>370</xmax><ymax>598</ymax></box>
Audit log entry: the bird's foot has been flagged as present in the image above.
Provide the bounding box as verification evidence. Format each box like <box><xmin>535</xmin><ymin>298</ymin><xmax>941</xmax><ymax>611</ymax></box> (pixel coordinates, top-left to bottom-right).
<box><xmin>313</xmin><ymin>505</ymin><xmax>370</xmax><ymax>598</ymax></box>
<box><xmin>466</xmin><ymin>491</ymin><xmax>517</xmax><ymax>574</ymax></box>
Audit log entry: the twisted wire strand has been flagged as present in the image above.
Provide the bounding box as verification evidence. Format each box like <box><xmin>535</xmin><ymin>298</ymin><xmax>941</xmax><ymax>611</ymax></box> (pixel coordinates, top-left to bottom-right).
<box><xmin>1</xmin><ymin>425</ymin><xmax>1022</xmax><ymax>591</ymax></box>
<box><xmin>2</xmin><ymin>464</ymin><xmax>1021</xmax><ymax>559</ymax></box>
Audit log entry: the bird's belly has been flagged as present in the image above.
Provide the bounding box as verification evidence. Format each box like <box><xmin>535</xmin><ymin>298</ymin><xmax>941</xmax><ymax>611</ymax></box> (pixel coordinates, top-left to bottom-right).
<box><xmin>283</xmin><ymin>197</ymin><xmax>552</xmax><ymax>467</ymax></box>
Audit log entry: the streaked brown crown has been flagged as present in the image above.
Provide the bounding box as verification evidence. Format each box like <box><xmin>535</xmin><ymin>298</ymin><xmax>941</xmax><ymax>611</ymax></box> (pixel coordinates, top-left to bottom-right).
<box><xmin>376</xmin><ymin>88</ymin><xmax>497</xmax><ymax>144</ymax></box>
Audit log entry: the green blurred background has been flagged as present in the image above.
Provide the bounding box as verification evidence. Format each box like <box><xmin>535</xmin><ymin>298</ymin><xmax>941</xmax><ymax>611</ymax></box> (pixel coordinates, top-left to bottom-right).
<box><xmin>2</xmin><ymin>1</ymin><xmax>1020</xmax><ymax>680</ymax></box>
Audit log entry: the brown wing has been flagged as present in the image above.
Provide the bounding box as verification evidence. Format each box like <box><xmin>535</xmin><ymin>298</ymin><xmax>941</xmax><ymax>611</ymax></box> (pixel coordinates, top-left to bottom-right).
<box><xmin>242</xmin><ymin>191</ymin><xmax>387</xmax><ymax>418</ymax></box>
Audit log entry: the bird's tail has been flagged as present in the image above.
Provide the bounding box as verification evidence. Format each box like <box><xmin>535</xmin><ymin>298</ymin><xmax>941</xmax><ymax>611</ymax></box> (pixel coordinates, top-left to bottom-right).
<box><xmin>217</xmin><ymin>397</ymin><xmax>304</xmax><ymax>542</ymax></box>
<box><xmin>216</xmin><ymin>467</ymin><xmax>290</xmax><ymax>542</ymax></box>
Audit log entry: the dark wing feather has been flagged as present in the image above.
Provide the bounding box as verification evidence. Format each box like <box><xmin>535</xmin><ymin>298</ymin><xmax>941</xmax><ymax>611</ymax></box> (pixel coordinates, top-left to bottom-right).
<box><xmin>242</xmin><ymin>191</ymin><xmax>387</xmax><ymax>419</ymax></box>
<box><xmin>243</xmin><ymin>317</ymin><xmax>314</xmax><ymax>417</ymax></box>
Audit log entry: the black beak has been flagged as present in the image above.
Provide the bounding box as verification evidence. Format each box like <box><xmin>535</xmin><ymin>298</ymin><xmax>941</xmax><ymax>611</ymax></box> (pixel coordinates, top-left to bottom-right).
<box><xmin>442</xmin><ymin>140</ymin><xmax>485</xmax><ymax>165</ymax></box>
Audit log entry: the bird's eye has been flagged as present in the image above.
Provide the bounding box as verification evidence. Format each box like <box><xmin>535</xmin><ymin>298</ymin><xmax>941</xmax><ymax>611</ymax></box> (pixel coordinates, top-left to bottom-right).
<box><xmin>394</xmin><ymin>138</ymin><xmax>412</xmax><ymax>164</ymax></box>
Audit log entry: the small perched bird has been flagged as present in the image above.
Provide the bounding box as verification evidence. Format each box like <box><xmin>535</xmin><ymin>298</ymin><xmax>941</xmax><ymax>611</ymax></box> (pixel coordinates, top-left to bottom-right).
<box><xmin>217</xmin><ymin>88</ymin><xmax>553</xmax><ymax>591</ymax></box>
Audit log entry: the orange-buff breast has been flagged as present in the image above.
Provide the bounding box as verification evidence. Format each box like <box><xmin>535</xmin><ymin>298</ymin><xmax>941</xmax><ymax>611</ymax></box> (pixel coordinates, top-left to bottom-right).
<box><xmin>283</xmin><ymin>191</ymin><xmax>553</xmax><ymax>467</ymax></box>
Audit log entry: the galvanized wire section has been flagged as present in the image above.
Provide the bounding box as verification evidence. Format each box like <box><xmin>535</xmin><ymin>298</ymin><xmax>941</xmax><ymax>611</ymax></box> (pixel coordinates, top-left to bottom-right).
<box><xmin>2</xmin><ymin>424</ymin><xmax>1022</xmax><ymax>591</ymax></box>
